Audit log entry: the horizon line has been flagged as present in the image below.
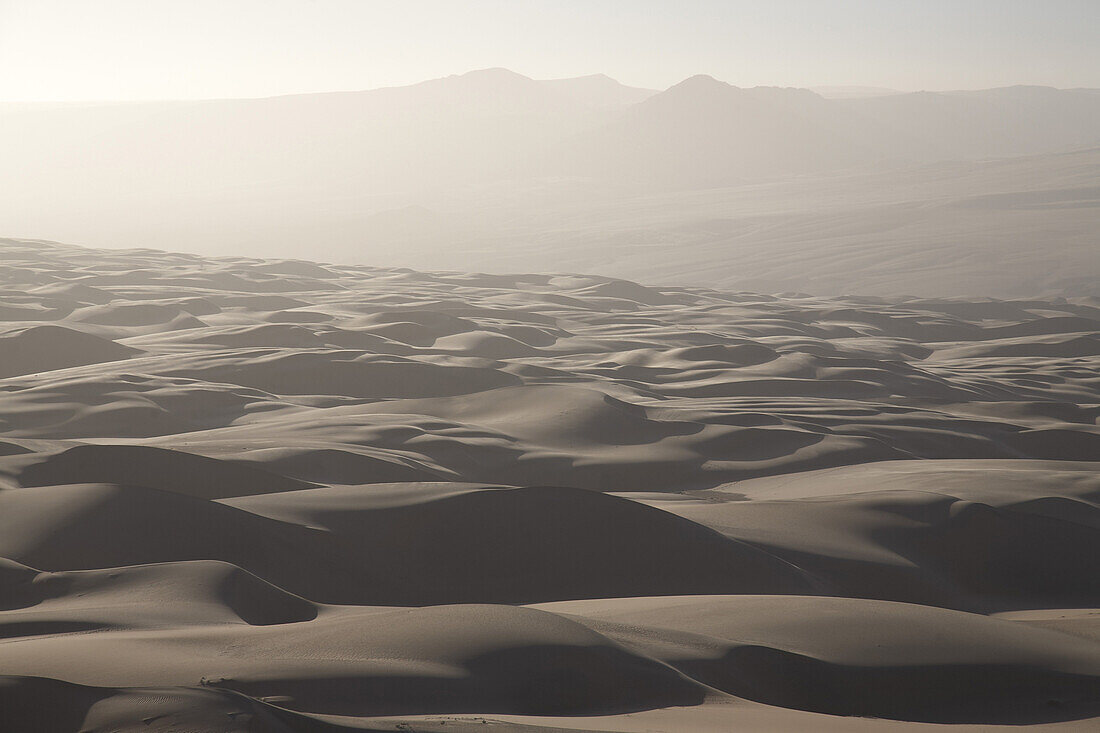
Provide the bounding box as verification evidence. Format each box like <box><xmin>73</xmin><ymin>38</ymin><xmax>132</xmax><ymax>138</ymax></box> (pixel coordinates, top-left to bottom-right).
<box><xmin>4</xmin><ymin>67</ymin><xmax>1098</xmax><ymax>106</ymax></box>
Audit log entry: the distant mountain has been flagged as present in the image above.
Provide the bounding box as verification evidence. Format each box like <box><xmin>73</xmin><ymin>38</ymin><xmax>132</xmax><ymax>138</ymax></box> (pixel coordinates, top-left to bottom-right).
<box><xmin>365</xmin><ymin>67</ymin><xmax>588</xmax><ymax>115</ymax></box>
<box><xmin>837</xmin><ymin>85</ymin><xmax>1100</xmax><ymax>162</ymax></box>
<box><xmin>541</xmin><ymin>74</ymin><xmax>657</xmax><ymax>107</ymax></box>
<box><xmin>0</xmin><ymin>68</ymin><xmax>619</xmax><ymax>226</ymax></box>
<box><xmin>811</xmin><ymin>86</ymin><xmax>904</xmax><ymax>99</ymax></box>
<box><xmin>1</xmin><ymin>69</ymin><xmax>1098</xmax><ymax>261</ymax></box>
<box><xmin>563</xmin><ymin>79</ymin><xmax>1100</xmax><ymax>186</ymax></box>
<box><xmin>563</xmin><ymin>75</ymin><xmax>879</xmax><ymax>185</ymax></box>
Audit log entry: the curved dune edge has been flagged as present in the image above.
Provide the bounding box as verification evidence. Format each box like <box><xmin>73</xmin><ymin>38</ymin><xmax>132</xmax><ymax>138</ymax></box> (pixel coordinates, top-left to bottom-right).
<box><xmin>1</xmin><ymin>238</ymin><xmax>1100</xmax><ymax>730</ymax></box>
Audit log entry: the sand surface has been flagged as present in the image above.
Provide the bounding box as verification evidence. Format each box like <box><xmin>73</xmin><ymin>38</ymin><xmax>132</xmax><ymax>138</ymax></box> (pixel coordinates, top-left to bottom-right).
<box><xmin>1</xmin><ymin>238</ymin><xmax>1099</xmax><ymax>731</ymax></box>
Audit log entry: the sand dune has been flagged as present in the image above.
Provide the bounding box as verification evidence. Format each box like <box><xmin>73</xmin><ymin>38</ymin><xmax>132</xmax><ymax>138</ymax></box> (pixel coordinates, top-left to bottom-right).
<box><xmin>1</xmin><ymin>238</ymin><xmax>1099</xmax><ymax>730</ymax></box>
<box><xmin>11</xmin><ymin>444</ymin><xmax>315</xmax><ymax>498</ymax></box>
<box><xmin>0</xmin><ymin>325</ymin><xmax>138</xmax><ymax>378</ymax></box>
<box><xmin>0</xmin><ymin>482</ymin><xmax>813</xmax><ymax>605</ymax></box>
<box><xmin>534</xmin><ymin>595</ymin><xmax>1100</xmax><ymax>722</ymax></box>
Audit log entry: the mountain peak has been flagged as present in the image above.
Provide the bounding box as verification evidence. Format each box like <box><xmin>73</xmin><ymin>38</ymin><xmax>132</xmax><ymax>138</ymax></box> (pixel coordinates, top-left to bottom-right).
<box><xmin>641</xmin><ymin>74</ymin><xmax>739</xmax><ymax>108</ymax></box>
<box><xmin>457</xmin><ymin>67</ymin><xmax>533</xmax><ymax>81</ymax></box>
<box><xmin>670</xmin><ymin>74</ymin><xmax>735</xmax><ymax>91</ymax></box>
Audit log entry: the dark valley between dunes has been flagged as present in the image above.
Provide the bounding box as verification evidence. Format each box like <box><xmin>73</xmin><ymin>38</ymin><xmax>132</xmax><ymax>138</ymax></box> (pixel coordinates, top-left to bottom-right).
<box><xmin>1</xmin><ymin>238</ymin><xmax>1099</xmax><ymax>731</ymax></box>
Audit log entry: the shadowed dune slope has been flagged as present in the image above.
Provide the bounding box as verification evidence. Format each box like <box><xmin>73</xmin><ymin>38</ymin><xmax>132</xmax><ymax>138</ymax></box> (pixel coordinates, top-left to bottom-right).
<box><xmin>10</xmin><ymin>444</ymin><xmax>315</xmax><ymax>498</ymax></box>
<box><xmin>0</xmin><ymin>325</ymin><xmax>139</xmax><ymax>378</ymax></box>
<box><xmin>533</xmin><ymin>595</ymin><xmax>1100</xmax><ymax>723</ymax></box>
<box><xmin>0</xmin><ymin>483</ymin><xmax>814</xmax><ymax>605</ymax></box>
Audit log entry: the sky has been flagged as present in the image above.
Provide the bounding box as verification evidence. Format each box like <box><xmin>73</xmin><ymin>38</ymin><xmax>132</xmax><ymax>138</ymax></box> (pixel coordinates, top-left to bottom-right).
<box><xmin>1</xmin><ymin>0</ymin><xmax>1098</xmax><ymax>102</ymax></box>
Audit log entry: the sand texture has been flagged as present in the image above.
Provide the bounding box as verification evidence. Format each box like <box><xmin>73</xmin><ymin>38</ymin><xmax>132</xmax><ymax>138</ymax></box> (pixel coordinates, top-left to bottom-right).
<box><xmin>1</xmin><ymin>238</ymin><xmax>1100</xmax><ymax>731</ymax></box>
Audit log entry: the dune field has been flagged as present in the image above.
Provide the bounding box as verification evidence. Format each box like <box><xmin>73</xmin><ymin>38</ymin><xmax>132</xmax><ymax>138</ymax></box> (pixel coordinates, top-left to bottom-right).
<box><xmin>3</xmin><ymin>71</ymin><xmax>1097</xmax><ymax>301</ymax></box>
<box><xmin>1</xmin><ymin>236</ymin><xmax>1100</xmax><ymax>731</ymax></box>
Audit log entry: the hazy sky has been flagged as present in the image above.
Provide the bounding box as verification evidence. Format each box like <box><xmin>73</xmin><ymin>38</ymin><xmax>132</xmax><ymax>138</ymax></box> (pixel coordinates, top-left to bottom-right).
<box><xmin>2</xmin><ymin>0</ymin><xmax>1098</xmax><ymax>101</ymax></box>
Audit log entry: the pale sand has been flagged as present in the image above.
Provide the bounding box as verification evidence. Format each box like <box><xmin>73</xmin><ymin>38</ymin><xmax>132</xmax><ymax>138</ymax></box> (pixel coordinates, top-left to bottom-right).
<box><xmin>1</xmin><ymin>238</ymin><xmax>1099</xmax><ymax>731</ymax></box>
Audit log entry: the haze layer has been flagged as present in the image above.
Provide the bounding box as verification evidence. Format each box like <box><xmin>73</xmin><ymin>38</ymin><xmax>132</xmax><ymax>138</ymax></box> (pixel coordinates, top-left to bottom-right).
<box><xmin>2</xmin><ymin>70</ymin><xmax>1098</xmax><ymax>296</ymax></box>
